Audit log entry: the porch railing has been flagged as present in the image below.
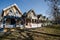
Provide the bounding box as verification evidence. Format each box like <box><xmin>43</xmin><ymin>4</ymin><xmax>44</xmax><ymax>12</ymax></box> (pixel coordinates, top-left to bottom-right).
<box><xmin>25</xmin><ymin>23</ymin><xmax>43</xmax><ymax>28</ymax></box>
<box><xmin>0</xmin><ymin>24</ymin><xmax>24</xmax><ymax>28</ymax></box>
<box><xmin>5</xmin><ymin>25</ymin><xmax>15</xmax><ymax>28</ymax></box>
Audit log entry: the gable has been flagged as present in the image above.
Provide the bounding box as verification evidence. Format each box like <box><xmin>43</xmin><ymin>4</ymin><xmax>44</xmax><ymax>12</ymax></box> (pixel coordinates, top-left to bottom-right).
<box><xmin>27</xmin><ymin>9</ymin><xmax>36</xmax><ymax>17</ymax></box>
<box><xmin>26</xmin><ymin>9</ymin><xmax>37</xmax><ymax>19</ymax></box>
<box><xmin>2</xmin><ymin>4</ymin><xmax>22</xmax><ymax>17</ymax></box>
<box><xmin>28</xmin><ymin>11</ymin><xmax>34</xmax><ymax>17</ymax></box>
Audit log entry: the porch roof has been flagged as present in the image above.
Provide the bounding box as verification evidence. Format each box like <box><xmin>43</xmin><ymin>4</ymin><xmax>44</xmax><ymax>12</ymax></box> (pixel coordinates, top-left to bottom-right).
<box><xmin>3</xmin><ymin>16</ymin><xmax>22</xmax><ymax>20</ymax></box>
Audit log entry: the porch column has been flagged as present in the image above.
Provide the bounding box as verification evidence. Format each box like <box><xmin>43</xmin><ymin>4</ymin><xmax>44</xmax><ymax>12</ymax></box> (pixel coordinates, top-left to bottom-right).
<box><xmin>3</xmin><ymin>18</ymin><xmax>6</xmax><ymax>28</ymax></box>
<box><xmin>13</xmin><ymin>19</ymin><xmax>15</xmax><ymax>28</ymax></box>
<box><xmin>31</xmin><ymin>19</ymin><xmax>32</xmax><ymax>23</ymax></box>
<box><xmin>25</xmin><ymin>18</ymin><xmax>26</xmax><ymax>27</ymax></box>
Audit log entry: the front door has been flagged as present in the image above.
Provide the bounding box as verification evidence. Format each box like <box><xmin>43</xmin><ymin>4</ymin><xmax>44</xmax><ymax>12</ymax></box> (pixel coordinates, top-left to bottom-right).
<box><xmin>11</xmin><ymin>18</ymin><xmax>16</xmax><ymax>25</ymax></box>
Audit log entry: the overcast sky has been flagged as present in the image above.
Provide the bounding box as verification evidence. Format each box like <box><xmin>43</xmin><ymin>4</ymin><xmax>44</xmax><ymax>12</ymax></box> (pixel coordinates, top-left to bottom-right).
<box><xmin>0</xmin><ymin>0</ymin><xmax>49</xmax><ymax>17</ymax></box>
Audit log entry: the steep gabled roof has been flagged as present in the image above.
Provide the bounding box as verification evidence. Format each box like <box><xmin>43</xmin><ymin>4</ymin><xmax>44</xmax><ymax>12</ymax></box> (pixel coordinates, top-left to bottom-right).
<box><xmin>27</xmin><ymin>9</ymin><xmax>36</xmax><ymax>16</ymax></box>
<box><xmin>37</xmin><ymin>14</ymin><xmax>42</xmax><ymax>18</ymax></box>
<box><xmin>23</xmin><ymin>12</ymin><xmax>27</xmax><ymax>16</ymax></box>
<box><xmin>2</xmin><ymin>3</ymin><xmax>22</xmax><ymax>16</ymax></box>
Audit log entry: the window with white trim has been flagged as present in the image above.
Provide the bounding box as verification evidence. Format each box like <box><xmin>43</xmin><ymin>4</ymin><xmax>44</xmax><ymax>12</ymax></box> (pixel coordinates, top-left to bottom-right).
<box><xmin>8</xmin><ymin>9</ymin><xmax>14</xmax><ymax>16</ymax></box>
<box><xmin>15</xmin><ymin>10</ymin><xmax>21</xmax><ymax>17</ymax></box>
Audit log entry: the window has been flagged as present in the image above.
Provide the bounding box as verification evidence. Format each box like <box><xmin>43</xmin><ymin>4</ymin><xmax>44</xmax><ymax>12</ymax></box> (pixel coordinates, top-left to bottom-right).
<box><xmin>10</xmin><ymin>9</ymin><xmax>13</xmax><ymax>12</ymax></box>
<box><xmin>30</xmin><ymin>12</ymin><xmax>34</xmax><ymax>16</ymax></box>
<box><xmin>8</xmin><ymin>9</ymin><xmax>14</xmax><ymax>16</ymax></box>
<box><xmin>15</xmin><ymin>10</ymin><xmax>21</xmax><ymax>17</ymax></box>
<box><xmin>16</xmin><ymin>10</ymin><xmax>19</xmax><ymax>14</ymax></box>
<box><xmin>9</xmin><ymin>9</ymin><xmax>14</xmax><ymax>13</ymax></box>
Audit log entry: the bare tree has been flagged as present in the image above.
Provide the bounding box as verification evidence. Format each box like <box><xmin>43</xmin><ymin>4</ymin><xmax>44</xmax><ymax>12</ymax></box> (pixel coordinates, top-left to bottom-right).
<box><xmin>45</xmin><ymin>0</ymin><xmax>60</xmax><ymax>24</ymax></box>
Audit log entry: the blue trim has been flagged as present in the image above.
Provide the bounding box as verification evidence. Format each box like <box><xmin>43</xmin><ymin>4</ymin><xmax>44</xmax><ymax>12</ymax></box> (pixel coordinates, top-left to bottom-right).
<box><xmin>0</xmin><ymin>28</ymin><xmax>4</xmax><ymax>32</ymax></box>
<box><xmin>3</xmin><ymin>16</ymin><xmax>22</xmax><ymax>20</ymax></box>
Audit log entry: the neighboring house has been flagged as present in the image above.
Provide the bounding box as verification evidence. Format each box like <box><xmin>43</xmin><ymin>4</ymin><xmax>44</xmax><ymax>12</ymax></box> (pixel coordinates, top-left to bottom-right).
<box><xmin>1</xmin><ymin>4</ymin><xmax>23</xmax><ymax>28</ymax></box>
<box><xmin>23</xmin><ymin>9</ymin><xmax>42</xmax><ymax>28</ymax></box>
<box><xmin>38</xmin><ymin>15</ymin><xmax>52</xmax><ymax>26</ymax></box>
<box><xmin>38</xmin><ymin>16</ymin><xmax>47</xmax><ymax>23</ymax></box>
<box><xmin>39</xmin><ymin>16</ymin><xmax>47</xmax><ymax>26</ymax></box>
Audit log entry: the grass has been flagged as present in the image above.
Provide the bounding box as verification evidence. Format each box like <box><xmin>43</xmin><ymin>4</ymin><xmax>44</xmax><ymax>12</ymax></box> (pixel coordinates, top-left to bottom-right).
<box><xmin>45</xmin><ymin>24</ymin><xmax>60</xmax><ymax>30</ymax></box>
<box><xmin>30</xmin><ymin>28</ymin><xmax>60</xmax><ymax>35</ymax></box>
<box><xmin>0</xmin><ymin>25</ymin><xmax>60</xmax><ymax>40</ymax></box>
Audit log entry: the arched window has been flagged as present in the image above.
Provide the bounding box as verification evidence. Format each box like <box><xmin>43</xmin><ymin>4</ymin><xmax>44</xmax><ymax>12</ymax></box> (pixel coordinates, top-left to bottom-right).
<box><xmin>8</xmin><ymin>9</ymin><xmax>14</xmax><ymax>16</ymax></box>
<box><xmin>10</xmin><ymin>9</ymin><xmax>13</xmax><ymax>12</ymax></box>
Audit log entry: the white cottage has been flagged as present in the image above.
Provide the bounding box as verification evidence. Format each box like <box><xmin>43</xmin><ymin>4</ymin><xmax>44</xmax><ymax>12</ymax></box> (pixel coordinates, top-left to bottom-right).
<box><xmin>1</xmin><ymin>4</ymin><xmax>23</xmax><ymax>28</ymax></box>
<box><xmin>23</xmin><ymin>9</ymin><xmax>42</xmax><ymax>28</ymax></box>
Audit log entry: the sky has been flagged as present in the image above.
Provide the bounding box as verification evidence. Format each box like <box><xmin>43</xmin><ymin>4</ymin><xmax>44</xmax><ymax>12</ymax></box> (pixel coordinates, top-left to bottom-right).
<box><xmin>0</xmin><ymin>0</ymin><xmax>49</xmax><ymax>17</ymax></box>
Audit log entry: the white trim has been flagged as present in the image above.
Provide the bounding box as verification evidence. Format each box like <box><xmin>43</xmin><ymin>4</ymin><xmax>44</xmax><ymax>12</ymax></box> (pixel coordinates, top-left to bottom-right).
<box><xmin>3</xmin><ymin>3</ymin><xmax>22</xmax><ymax>15</ymax></box>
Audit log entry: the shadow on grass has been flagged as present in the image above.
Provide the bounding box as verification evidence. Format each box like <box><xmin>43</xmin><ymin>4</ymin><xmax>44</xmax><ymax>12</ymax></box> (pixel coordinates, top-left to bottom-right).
<box><xmin>0</xmin><ymin>28</ymin><xmax>60</xmax><ymax>40</ymax></box>
<box><xmin>17</xmin><ymin>29</ymin><xmax>34</xmax><ymax>40</ymax></box>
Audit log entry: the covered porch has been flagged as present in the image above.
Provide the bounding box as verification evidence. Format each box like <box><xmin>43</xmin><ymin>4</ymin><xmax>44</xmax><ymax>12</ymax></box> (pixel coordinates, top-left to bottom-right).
<box><xmin>2</xmin><ymin>16</ymin><xmax>23</xmax><ymax>28</ymax></box>
<box><xmin>25</xmin><ymin>17</ymin><xmax>42</xmax><ymax>28</ymax></box>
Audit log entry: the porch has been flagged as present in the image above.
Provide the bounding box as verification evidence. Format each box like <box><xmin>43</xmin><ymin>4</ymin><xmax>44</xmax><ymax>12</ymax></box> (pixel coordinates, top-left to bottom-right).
<box><xmin>25</xmin><ymin>23</ymin><xmax>43</xmax><ymax>28</ymax></box>
<box><xmin>0</xmin><ymin>24</ymin><xmax>23</xmax><ymax>28</ymax></box>
<box><xmin>25</xmin><ymin>18</ymin><xmax>43</xmax><ymax>28</ymax></box>
<box><xmin>2</xmin><ymin>16</ymin><xmax>23</xmax><ymax>28</ymax></box>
